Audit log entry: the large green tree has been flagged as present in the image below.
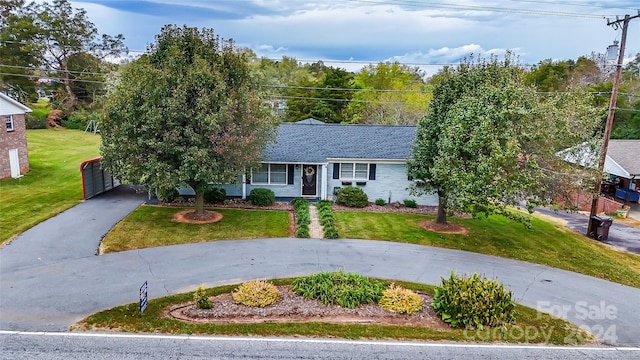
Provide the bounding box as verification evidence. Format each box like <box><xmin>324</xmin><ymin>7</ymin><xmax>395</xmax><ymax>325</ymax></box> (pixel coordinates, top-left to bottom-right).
<box><xmin>409</xmin><ymin>54</ymin><xmax>602</xmax><ymax>225</ymax></box>
<box><xmin>284</xmin><ymin>63</ymin><xmax>353</xmax><ymax>123</ymax></box>
<box><xmin>31</xmin><ymin>0</ymin><xmax>126</xmax><ymax>109</ymax></box>
<box><xmin>346</xmin><ymin>62</ymin><xmax>431</xmax><ymax>125</ymax></box>
<box><xmin>101</xmin><ymin>25</ymin><xmax>276</xmax><ymax>218</ymax></box>
<box><xmin>0</xmin><ymin>0</ymin><xmax>40</xmax><ymax>102</ymax></box>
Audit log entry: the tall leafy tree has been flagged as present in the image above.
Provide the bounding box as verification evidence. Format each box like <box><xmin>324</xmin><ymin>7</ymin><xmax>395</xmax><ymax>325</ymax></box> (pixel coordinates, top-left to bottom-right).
<box><xmin>31</xmin><ymin>0</ymin><xmax>127</xmax><ymax>109</ymax></box>
<box><xmin>0</xmin><ymin>0</ymin><xmax>40</xmax><ymax>102</ymax></box>
<box><xmin>409</xmin><ymin>54</ymin><xmax>602</xmax><ymax>225</ymax></box>
<box><xmin>285</xmin><ymin>63</ymin><xmax>353</xmax><ymax>123</ymax></box>
<box><xmin>101</xmin><ymin>25</ymin><xmax>277</xmax><ymax>218</ymax></box>
<box><xmin>347</xmin><ymin>62</ymin><xmax>431</xmax><ymax>125</ymax></box>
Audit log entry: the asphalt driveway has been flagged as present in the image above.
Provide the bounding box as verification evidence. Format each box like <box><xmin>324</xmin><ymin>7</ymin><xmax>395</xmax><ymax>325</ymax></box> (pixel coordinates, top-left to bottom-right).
<box><xmin>534</xmin><ymin>207</ymin><xmax>640</xmax><ymax>255</ymax></box>
<box><xmin>1</xmin><ymin>187</ymin><xmax>639</xmax><ymax>347</ymax></box>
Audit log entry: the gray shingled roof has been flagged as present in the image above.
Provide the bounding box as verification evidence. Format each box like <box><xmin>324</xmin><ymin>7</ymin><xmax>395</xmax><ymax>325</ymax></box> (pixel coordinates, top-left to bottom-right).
<box><xmin>264</xmin><ymin>122</ymin><xmax>417</xmax><ymax>163</ymax></box>
<box><xmin>608</xmin><ymin>140</ymin><xmax>640</xmax><ymax>176</ymax></box>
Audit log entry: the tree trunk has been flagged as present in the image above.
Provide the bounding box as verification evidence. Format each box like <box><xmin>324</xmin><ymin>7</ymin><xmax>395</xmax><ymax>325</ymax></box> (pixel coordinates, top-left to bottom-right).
<box><xmin>194</xmin><ymin>191</ymin><xmax>205</xmax><ymax>215</ymax></box>
<box><xmin>436</xmin><ymin>189</ymin><xmax>447</xmax><ymax>225</ymax></box>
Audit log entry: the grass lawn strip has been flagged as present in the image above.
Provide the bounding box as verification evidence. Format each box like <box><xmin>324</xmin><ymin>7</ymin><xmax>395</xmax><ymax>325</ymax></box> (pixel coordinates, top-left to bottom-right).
<box><xmin>75</xmin><ymin>278</ymin><xmax>594</xmax><ymax>345</ymax></box>
<box><xmin>100</xmin><ymin>206</ymin><xmax>290</xmax><ymax>253</ymax></box>
<box><xmin>0</xmin><ymin>129</ymin><xmax>100</xmax><ymax>244</ymax></box>
<box><xmin>334</xmin><ymin>211</ymin><xmax>640</xmax><ymax>288</ymax></box>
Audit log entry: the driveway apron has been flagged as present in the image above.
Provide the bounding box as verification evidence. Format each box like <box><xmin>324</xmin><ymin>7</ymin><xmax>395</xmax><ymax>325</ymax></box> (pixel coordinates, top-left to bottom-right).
<box><xmin>1</xmin><ymin>190</ymin><xmax>639</xmax><ymax>347</ymax></box>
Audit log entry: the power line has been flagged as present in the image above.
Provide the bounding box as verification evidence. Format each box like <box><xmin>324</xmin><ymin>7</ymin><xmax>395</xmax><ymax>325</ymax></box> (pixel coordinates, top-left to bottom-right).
<box><xmin>0</xmin><ymin>64</ymin><xmax>118</xmax><ymax>77</ymax></box>
<box><xmin>347</xmin><ymin>0</ymin><xmax>610</xmax><ymax>18</ymax></box>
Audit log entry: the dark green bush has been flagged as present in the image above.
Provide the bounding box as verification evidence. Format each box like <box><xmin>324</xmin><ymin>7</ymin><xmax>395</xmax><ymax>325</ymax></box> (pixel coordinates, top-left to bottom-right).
<box><xmin>432</xmin><ymin>272</ymin><xmax>517</xmax><ymax>330</ymax></box>
<box><xmin>292</xmin><ymin>271</ymin><xmax>386</xmax><ymax>308</ymax></box>
<box><xmin>61</xmin><ymin>118</ymin><xmax>82</xmax><ymax>129</ymax></box>
<box><xmin>336</xmin><ymin>186</ymin><xmax>368</xmax><ymax>208</ymax></box>
<box><xmin>403</xmin><ymin>199</ymin><xmax>417</xmax><ymax>208</ymax></box>
<box><xmin>25</xmin><ymin>113</ymin><xmax>47</xmax><ymax>129</ymax></box>
<box><xmin>204</xmin><ymin>187</ymin><xmax>226</xmax><ymax>203</ymax></box>
<box><xmin>157</xmin><ymin>187</ymin><xmax>179</xmax><ymax>203</ymax></box>
<box><xmin>248</xmin><ymin>188</ymin><xmax>275</xmax><ymax>206</ymax></box>
<box><xmin>375</xmin><ymin>198</ymin><xmax>386</xmax><ymax>206</ymax></box>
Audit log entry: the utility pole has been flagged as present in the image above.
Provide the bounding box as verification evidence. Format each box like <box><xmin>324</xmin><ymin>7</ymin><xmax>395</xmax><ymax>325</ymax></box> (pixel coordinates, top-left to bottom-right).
<box><xmin>586</xmin><ymin>12</ymin><xmax>640</xmax><ymax>237</ymax></box>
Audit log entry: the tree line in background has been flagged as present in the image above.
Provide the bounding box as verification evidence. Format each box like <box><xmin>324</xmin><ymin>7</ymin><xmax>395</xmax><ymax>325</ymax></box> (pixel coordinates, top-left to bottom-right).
<box><xmin>1</xmin><ymin>0</ymin><xmax>639</xmax><ymax>139</ymax></box>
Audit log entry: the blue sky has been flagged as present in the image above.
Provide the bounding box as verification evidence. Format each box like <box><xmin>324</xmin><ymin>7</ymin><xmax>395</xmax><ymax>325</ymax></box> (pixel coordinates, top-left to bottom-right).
<box><xmin>73</xmin><ymin>0</ymin><xmax>640</xmax><ymax>75</ymax></box>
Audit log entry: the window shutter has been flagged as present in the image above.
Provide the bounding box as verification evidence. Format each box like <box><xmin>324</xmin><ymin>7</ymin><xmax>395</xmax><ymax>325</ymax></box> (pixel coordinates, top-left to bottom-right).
<box><xmin>287</xmin><ymin>164</ymin><xmax>295</xmax><ymax>185</ymax></box>
<box><xmin>333</xmin><ymin>163</ymin><xmax>340</xmax><ymax>179</ymax></box>
<box><xmin>368</xmin><ymin>164</ymin><xmax>376</xmax><ymax>180</ymax></box>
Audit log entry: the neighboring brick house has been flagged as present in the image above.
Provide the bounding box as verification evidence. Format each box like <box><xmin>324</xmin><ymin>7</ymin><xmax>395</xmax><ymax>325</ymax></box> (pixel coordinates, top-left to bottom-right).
<box><xmin>0</xmin><ymin>93</ymin><xmax>31</xmax><ymax>179</ymax></box>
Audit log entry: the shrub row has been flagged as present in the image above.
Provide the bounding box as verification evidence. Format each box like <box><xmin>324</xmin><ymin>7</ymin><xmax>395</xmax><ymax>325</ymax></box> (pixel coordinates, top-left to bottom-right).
<box><xmin>432</xmin><ymin>271</ymin><xmax>517</xmax><ymax>330</ymax></box>
<box><xmin>292</xmin><ymin>271</ymin><xmax>386</xmax><ymax>309</ymax></box>
<box><xmin>316</xmin><ymin>200</ymin><xmax>339</xmax><ymax>239</ymax></box>
<box><xmin>156</xmin><ymin>186</ymin><xmax>226</xmax><ymax>203</ymax></box>
<box><xmin>291</xmin><ymin>198</ymin><xmax>310</xmax><ymax>238</ymax></box>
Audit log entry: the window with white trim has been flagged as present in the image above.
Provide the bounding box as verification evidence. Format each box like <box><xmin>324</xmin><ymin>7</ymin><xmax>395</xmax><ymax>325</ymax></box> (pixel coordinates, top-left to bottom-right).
<box><xmin>5</xmin><ymin>115</ymin><xmax>14</xmax><ymax>132</ymax></box>
<box><xmin>251</xmin><ymin>163</ymin><xmax>287</xmax><ymax>185</ymax></box>
<box><xmin>339</xmin><ymin>163</ymin><xmax>368</xmax><ymax>180</ymax></box>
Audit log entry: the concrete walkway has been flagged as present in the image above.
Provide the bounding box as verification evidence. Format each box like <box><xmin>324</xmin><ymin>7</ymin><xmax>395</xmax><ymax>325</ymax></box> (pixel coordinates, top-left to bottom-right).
<box><xmin>308</xmin><ymin>205</ymin><xmax>324</xmax><ymax>238</ymax></box>
<box><xmin>1</xmin><ymin>188</ymin><xmax>640</xmax><ymax>347</ymax></box>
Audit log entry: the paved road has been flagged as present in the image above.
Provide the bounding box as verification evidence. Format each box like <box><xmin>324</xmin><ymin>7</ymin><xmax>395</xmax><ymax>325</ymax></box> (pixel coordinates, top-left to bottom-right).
<box><xmin>534</xmin><ymin>207</ymin><xmax>640</xmax><ymax>254</ymax></box>
<box><xmin>1</xmin><ymin>186</ymin><xmax>639</xmax><ymax>348</ymax></box>
<box><xmin>2</xmin><ymin>332</ymin><xmax>639</xmax><ymax>360</ymax></box>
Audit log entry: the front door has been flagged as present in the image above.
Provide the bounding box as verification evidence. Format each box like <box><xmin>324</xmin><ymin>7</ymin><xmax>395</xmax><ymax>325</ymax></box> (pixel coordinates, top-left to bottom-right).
<box><xmin>301</xmin><ymin>164</ymin><xmax>317</xmax><ymax>197</ymax></box>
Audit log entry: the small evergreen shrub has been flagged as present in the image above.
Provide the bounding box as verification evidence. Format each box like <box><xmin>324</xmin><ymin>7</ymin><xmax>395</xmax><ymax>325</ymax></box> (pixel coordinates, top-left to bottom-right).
<box><xmin>248</xmin><ymin>188</ymin><xmax>275</xmax><ymax>206</ymax></box>
<box><xmin>292</xmin><ymin>271</ymin><xmax>385</xmax><ymax>308</ymax></box>
<box><xmin>336</xmin><ymin>186</ymin><xmax>368</xmax><ymax>208</ymax></box>
<box><xmin>379</xmin><ymin>284</ymin><xmax>423</xmax><ymax>314</ymax></box>
<box><xmin>403</xmin><ymin>199</ymin><xmax>417</xmax><ymax>208</ymax></box>
<box><xmin>193</xmin><ymin>284</ymin><xmax>212</xmax><ymax>309</ymax></box>
<box><xmin>157</xmin><ymin>187</ymin><xmax>179</xmax><ymax>203</ymax></box>
<box><xmin>375</xmin><ymin>198</ymin><xmax>386</xmax><ymax>206</ymax></box>
<box><xmin>296</xmin><ymin>226</ymin><xmax>310</xmax><ymax>238</ymax></box>
<box><xmin>323</xmin><ymin>227</ymin><xmax>339</xmax><ymax>239</ymax></box>
<box><xmin>432</xmin><ymin>272</ymin><xmax>517</xmax><ymax>330</ymax></box>
<box><xmin>204</xmin><ymin>187</ymin><xmax>226</xmax><ymax>203</ymax></box>
<box><xmin>232</xmin><ymin>280</ymin><xmax>281</xmax><ymax>307</ymax></box>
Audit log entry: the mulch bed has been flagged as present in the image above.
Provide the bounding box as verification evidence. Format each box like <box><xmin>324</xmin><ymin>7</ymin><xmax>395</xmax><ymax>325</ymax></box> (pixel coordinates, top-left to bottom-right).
<box><xmin>167</xmin><ymin>285</ymin><xmax>451</xmax><ymax>330</ymax></box>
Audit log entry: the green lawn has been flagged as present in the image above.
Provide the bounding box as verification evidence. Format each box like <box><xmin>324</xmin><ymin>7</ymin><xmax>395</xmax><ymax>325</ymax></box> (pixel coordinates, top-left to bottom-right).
<box><xmin>335</xmin><ymin>212</ymin><xmax>640</xmax><ymax>288</ymax></box>
<box><xmin>0</xmin><ymin>129</ymin><xmax>100</xmax><ymax>244</ymax></box>
<box><xmin>100</xmin><ymin>206</ymin><xmax>290</xmax><ymax>253</ymax></box>
<box><xmin>75</xmin><ymin>278</ymin><xmax>592</xmax><ymax>345</ymax></box>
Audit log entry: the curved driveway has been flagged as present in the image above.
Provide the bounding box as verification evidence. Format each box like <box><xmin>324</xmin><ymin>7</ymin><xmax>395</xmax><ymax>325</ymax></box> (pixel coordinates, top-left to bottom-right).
<box><xmin>1</xmin><ymin>186</ymin><xmax>639</xmax><ymax>347</ymax></box>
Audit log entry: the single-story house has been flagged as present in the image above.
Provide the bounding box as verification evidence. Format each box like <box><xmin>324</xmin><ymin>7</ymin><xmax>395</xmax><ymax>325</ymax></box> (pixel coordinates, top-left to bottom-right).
<box><xmin>208</xmin><ymin>119</ymin><xmax>437</xmax><ymax>205</ymax></box>
<box><xmin>557</xmin><ymin>140</ymin><xmax>640</xmax><ymax>215</ymax></box>
<box><xmin>0</xmin><ymin>93</ymin><xmax>31</xmax><ymax>179</ymax></box>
